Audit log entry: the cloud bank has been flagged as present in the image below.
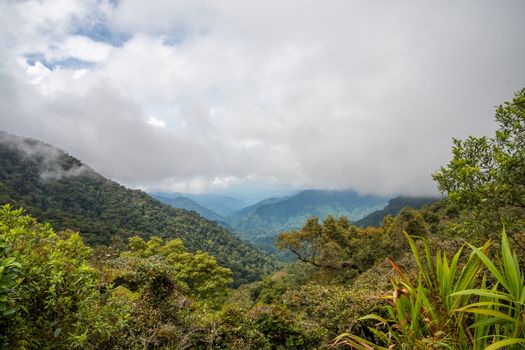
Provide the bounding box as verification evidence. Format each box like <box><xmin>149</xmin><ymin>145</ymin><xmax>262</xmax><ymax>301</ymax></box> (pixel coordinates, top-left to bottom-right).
<box><xmin>1</xmin><ymin>0</ymin><xmax>524</xmax><ymax>196</ymax></box>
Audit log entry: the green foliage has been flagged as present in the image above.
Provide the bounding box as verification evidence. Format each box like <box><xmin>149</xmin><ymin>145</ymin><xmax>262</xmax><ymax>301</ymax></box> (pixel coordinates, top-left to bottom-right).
<box><xmin>0</xmin><ymin>204</ymin><xmax>332</xmax><ymax>349</ymax></box>
<box><xmin>355</xmin><ymin>196</ymin><xmax>438</xmax><ymax>228</ymax></box>
<box><xmin>115</xmin><ymin>236</ymin><xmax>233</xmax><ymax>303</ymax></box>
<box><xmin>212</xmin><ymin>305</ymin><xmax>326</xmax><ymax>349</ymax></box>
<box><xmin>230</xmin><ymin>190</ymin><xmax>387</xmax><ymax>243</ymax></box>
<box><xmin>0</xmin><ymin>232</ymin><xmax>20</xmax><ymax>319</ymax></box>
<box><xmin>0</xmin><ymin>204</ymin><xmax>128</xmax><ymax>349</ymax></box>
<box><xmin>0</xmin><ymin>132</ymin><xmax>277</xmax><ymax>285</ymax></box>
<box><xmin>276</xmin><ymin>216</ymin><xmax>357</xmax><ymax>271</ymax></box>
<box><xmin>335</xmin><ymin>230</ymin><xmax>525</xmax><ymax>349</ymax></box>
<box><xmin>153</xmin><ymin>194</ymin><xmax>227</xmax><ymax>223</ymax></box>
<box><xmin>276</xmin><ymin>210</ymin><xmax>428</xmax><ymax>282</ymax></box>
<box><xmin>284</xmin><ymin>284</ymin><xmax>382</xmax><ymax>339</ymax></box>
<box><xmin>452</xmin><ymin>229</ymin><xmax>525</xmax><ymax>349</ymax></box>
<box><xmin>433</xmin><ymin>88</ymin><xmax>525</xmax><ymax>236</ymax></box>
<box><xmin>89</xmin><ymin>236</ymin><xmax>236</xmax><ymax>348</ymax></box>
<box><xmin>3</xmin><ymin>90</ymin><xmax>525</xmax><ymax>349</ymax></box>
<box><xmin>106</xmin><ymin>259</ymin><xmax>209</xmax><ymax>349</ymax></box>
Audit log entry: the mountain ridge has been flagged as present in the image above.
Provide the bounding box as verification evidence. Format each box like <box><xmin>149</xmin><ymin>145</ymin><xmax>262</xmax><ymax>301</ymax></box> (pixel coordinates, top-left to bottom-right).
<box><xmin>355</xmin><ymin>195</ymin><xmax>439</xmax><ymax>227</ymax></box>
<box><xmin>0</xmin><ymin>130</ymin><xmax>276</xmax><ymax>284</ymax></box>
<box><xmin>152</xmin><ymin>194</ymin><xmax>227</xmax><ymax>224</ymax></box>
<box><xmin>154</xmin><ymin>192</ymin><xmax>248</xmax><ymax>217</ymax></box>
<box><xmin>228</xmin><ymin>189</ymin><xmax>388</xmax><ymax>240</ymax></box>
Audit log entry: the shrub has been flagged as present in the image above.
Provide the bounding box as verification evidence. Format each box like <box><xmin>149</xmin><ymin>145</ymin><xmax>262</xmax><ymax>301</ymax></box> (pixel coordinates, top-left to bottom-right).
<box><xmin>335</xmin><ymin>230</ymin><xmax>525</xmax><ymax>349</ymax></box>
<box><xmin>0</xmin><ymin>204</ymin><xmax>128</xmax><ymax>349</ymax></box>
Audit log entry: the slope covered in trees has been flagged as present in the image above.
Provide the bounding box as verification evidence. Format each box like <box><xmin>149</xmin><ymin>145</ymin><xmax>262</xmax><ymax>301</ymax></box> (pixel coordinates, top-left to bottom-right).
<box><xmin>354</xmin><ymin>195</ymin><xmax>438</xmax><ymax>227</ymax></box>
<box><xmin>152</xmin><ymin>193</ymin><xmax>228</xmax><ymax>224</ymax></box>
<box><xmin>0</xmin><ymin>205</ymin><xmax>319</xmax><ymax>349</ymax></box>
<box><xmin>1</xmin><ymin>89</ymin><xmax>524</xmax><ymax>349</ymax></box>
<box><xmin>0</xmin><ymin>131</ymin><xmax>276</xmax><ymax>284</ymax></box>
<box><xmin>433</xmin><ymin>88</ymin><xmax>525</xmax><ymax>238</ymax></box>
<box><xmin>155</xmin><ymin>192</ymin><xmax>248</xmax><ymax>217</ymax></box>
<box><xmin>229</xmin><ymin>189</ymin><xmax>387</xmax><ymax>239</ymax></box>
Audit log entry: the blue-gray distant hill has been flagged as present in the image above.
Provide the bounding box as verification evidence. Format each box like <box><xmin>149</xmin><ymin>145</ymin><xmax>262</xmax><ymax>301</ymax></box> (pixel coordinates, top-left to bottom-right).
<box><xmin>0</xmin><ymin>130</ymin><xmax>276</xmax><ymax>284</ymax></box>
<box><xmin>153</xmin><ymin>192</ymin><xmax>247</xmax><ymax>217</ymax></box>
<box><xmin>228</xmin><ymin>189</ymin><xmax>388</xmax><ymax>240</ymax></box>
<box><xmin>354</xmin><ymin>196</ymin><xmax>439</xmax><ymax>227</ymax></box>
<box><xmin>152</xmin><ymin>194</ymin><xmax>227</xmax><ymax>224</ymax></box>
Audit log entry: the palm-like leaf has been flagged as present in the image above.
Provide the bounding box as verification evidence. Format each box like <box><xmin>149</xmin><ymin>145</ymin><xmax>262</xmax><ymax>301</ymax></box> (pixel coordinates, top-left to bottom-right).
<box><xmin>334</xmin><ymin>230</ymin><xmax>525</xmax><ymax>349</ymax></box>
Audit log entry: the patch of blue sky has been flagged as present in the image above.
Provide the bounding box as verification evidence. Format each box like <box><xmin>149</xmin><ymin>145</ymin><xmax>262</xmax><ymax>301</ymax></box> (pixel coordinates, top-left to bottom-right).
<box><xmin>25</xmin><ymin>53</ymin><xmax>95</xmax><ymax>70</ymax></box>
<box><xmin>51</xmin><ymin>57</ymin><xmax>97</xmax><ymax>69</ymax></box>
<box><xmin>74</xmin><ymin>21</ymin><xmax>130</xmax><ymax>47</ymax></box>
<box><xmin>25</xmin><ymin>53</ymin><xmax>48</xmax><ymax>67</ymax></box>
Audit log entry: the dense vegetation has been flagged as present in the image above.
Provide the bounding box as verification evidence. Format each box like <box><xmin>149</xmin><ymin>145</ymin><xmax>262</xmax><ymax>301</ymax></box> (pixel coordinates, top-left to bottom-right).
<box><xmin>228</xmin><ymin>189</ymin><xmax>387</xmax><ymax>239</ymax></box>
<box><xmin>152</xmin><ymin>194</ymin><xmax>229</xmax><ymax>225</ymax></box>
<box><xmin>0</xmin><ymin>88</ymin><xmax>524</xmax><ymax>349</ymax></box>
<box><xmin>354</xmin><ymin>196</ymin><xmax>438</xmax><ymax>227</ymax></box>
<box><xmin>156</xmin><ymin>191</ymin><xmax>434</xmax><ymax>259</ymax></box>
<box><xmin>0</xmin><ymin>132</ymin><xmax>277</xmax><ymax>285</ymax></box>
<box><xmin>0</xmin><ymin>205</ymin><xmax>321</xmax><ymax>349</ymax></box>
<box><xmin>155</xmin><ymin>193</ymin><xmax>248</xmax><ymax>217</ymax></box>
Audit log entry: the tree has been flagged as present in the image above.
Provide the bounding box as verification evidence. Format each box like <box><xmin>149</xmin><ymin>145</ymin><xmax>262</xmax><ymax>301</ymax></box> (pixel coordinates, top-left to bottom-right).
<box><xmin>0</xmin><ymin>205</ymin><xmax>128</xmax><ymax>349</ymax></box>
<box><xmin>117</xmin><ymin>236</ymin><xmax>233</xmax><ymax>302</ymax></box>
<box><xmin>433</xmin><ymin>88</ymin><xmax>525</xmax><ymax>237</ymax></box>
<box><xmin>276</xmin><ymin>216</ymin><xmax>356</xmax><ymax>271</ymax></box>
<box><xmin>276</xmin><ymin>216</ymin><xmax>400</xmax><ymax>281</ymax></box>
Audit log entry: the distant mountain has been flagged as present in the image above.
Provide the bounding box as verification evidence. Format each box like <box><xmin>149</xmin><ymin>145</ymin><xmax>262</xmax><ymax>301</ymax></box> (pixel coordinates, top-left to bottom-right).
<box><xmin>228</xmin><ymin>189</ymin><xmax>388</xmax><ymax>240</ymax></box>
<box><xmin>152</xmin><ymin>194</ymin><xmax>227</xmax><ymax>223</ymax></box>
<box><xmin>154</xmin><ymin>192</ymin><xmax>248</xmax><ymax>217</ymax></box>
<box><xmin>0</xmin><ymin>131</ymin><xmax>276</xmax><ymax>284</ymax></box>
<box><xmin>354</xmin><ymin>196</ymin><xmax>439</xmax><ymax>227</ymax></box>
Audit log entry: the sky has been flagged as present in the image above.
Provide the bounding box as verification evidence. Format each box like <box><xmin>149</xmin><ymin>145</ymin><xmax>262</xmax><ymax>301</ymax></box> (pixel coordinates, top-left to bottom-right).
<box><xmin>1</xmin><ymin>0</ymin><xmax>524</xmax><ymax>197</ymax></box>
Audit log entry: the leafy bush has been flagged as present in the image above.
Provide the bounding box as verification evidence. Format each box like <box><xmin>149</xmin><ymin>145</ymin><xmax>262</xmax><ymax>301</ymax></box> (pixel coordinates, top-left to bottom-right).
<box><xmin>0</xmin><ymin>232</ymin><xmax>20</xmax><ymax>319</ymax></box>
<box><xmin>335</xmin><ymin>230</ymin><xmax>525</xmax><ymax>349</ymax></box>
<box><xmin>433</xmin><ymin>87</ymin><xmax>525</xmax><ymax>238</ymax></box>
<box><xmin>212</xmin><ymin>305</ymin><xmax>326</xmax><ymax>349</ymax></box>
<box><xmin>110</xmin><ymin>236</ymin><xmax>233</xmax><ymax>304</ymax></box>
<box><xmin>0</xmin><ymin>204</ymin><xmax>128</xmax><ymax>349</ymax></box>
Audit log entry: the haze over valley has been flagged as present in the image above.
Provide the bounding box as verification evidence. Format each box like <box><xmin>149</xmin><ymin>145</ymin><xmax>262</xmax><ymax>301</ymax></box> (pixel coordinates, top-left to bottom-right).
<box><xmin>1</xmin><ymin>1</ymin><xmax>524</xmax><ymax>349</ymax></box>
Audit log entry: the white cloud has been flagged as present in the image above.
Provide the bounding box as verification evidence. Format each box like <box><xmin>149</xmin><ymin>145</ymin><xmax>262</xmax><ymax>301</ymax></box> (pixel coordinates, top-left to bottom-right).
<box><xmin>26</xmin><ymin>61</ymin><xmax>51</xmax><ymax>84</ymax></box>
<box><xmin>147</xmin><ymin>116</ymin><xmax>166</xmax><ymax>128</ymax></box>
<box><xmin>1</xmin><ymin>0</ymin><xmax>524</xmax><ymax>196</ymax></box>
<box><xmin>46</xmin><ymin>35</ymin><xmax>113</xmax><ymax>63</ymax></box>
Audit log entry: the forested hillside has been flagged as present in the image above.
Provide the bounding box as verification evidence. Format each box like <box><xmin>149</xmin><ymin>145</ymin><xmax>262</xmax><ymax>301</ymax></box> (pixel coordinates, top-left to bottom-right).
<box><xmin>152</xmin><ymin>194</ymin><xmax>228</xmax><ymax>224</ymax></box>
<box><xmin>0</xmin><ymin>131</ymin><xmax>276</xmax><ymax>284</ymax></box>
<box><xmin>229</xmin><ymin>189</ymin><xmax>387</xmax><ymax>239</ymax></box>
<box><xmin>0</xmin><ymin>89</ymin><xmax>524</xmax><ymax>349</ymax></box>
<box><xmin>354</xmin><ymin>196</ymin><xmax>438</xmax><ymax>227</ymax></box>
<box><xmin>155</xmin><ymin>192</ymin><xmax>248</xmax><ymax>217</ymax></box>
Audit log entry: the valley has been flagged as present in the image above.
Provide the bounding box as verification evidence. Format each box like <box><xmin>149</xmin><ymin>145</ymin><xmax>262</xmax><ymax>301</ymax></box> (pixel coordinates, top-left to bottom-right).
<box><xmin>1</xmin><ymin>2</ymin><xmax>523</xmax><ymax>348</ymax></box>
<box><xmin>154</xmin><ymin>189</ymin><xmax>437</xmax><ymax>257</ymax></box>
<box><xmin>2</xmin><ymin>87</ymin><xmax>524</xmax><ymax>348</ymax></box>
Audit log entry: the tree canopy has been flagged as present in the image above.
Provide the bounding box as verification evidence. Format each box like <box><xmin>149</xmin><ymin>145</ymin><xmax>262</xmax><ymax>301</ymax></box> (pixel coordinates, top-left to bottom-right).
<box><xmin>433</xmin><ymin>88</ymin><xmax>525</xmax><ymax>235</ymax></box>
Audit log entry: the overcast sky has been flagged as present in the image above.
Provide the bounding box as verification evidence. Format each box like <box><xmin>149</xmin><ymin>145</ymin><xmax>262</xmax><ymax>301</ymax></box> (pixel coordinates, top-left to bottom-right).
<box><xmin>1</xmin><ymin>0</ymin><xmax>524</xmax><ymax>197</ymax></box>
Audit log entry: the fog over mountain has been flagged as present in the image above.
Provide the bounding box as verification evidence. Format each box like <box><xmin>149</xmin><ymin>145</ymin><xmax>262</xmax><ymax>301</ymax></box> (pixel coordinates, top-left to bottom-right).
<box><xmin>0</xmin><ymin>130</ymin><xmax>276</xmax><ymax>283</ymax></box>
<box><xmin>1</xmin><ymin>1</ymin><xmax>524</xmax><ymax>196</ymax></box>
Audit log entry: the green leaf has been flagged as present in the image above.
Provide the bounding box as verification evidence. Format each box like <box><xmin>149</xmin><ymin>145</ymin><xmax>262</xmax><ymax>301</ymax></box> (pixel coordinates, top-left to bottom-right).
<box><xmin>456</xmin><ymin>307</ymin><xmax>517</xmax><ymax>324</ymax></box>
<box><xmin>53</xmin><ymin>327</ymin><xmax>62</xmax><ymax>337</ymax></box>
<box><xmin>466</xmin><ymin>242</ymin><xmax>508</xmax><ymax>291</ymax></box>
<box><xmin>500</xmin><ymin>229</ymin><xmax>522</xmax><ymax>299</ymax></box>
<box><xmin>451</xmin><ymin>289</ymin><xmax>512</xmax><ymax>302</ymax></box>
<box><xmin>358</xmin><ymin>314</ymin><xmax>388</xmax><ymax>323</ymax></box>
<box><xmin>484</xmin><ymin>338</ymin><xmax>525</xmax><ymax>350</ymax></box>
